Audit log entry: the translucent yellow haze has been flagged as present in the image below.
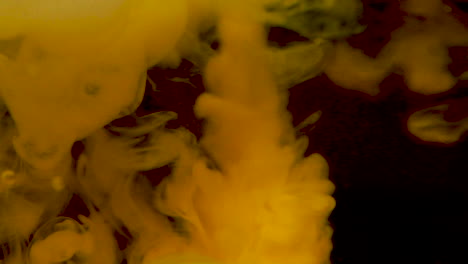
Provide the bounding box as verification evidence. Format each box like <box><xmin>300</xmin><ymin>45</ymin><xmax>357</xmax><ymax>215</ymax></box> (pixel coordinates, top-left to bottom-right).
<box><xmin>0</xmin><ymin>0</ymin><xmax>466</xmax><ymax>264</ymax></box>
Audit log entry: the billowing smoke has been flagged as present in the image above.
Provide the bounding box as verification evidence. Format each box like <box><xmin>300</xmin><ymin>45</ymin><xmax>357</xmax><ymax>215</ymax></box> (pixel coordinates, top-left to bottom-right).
<box><xmin>3</xmin><ymin>0</ymin><xmax>464</xmax><ymax>263</ymax></box>
<box><xmin>0</xmin><ymin>0</ymin><xmax>343</xmax><ymax>264</ymax></box>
